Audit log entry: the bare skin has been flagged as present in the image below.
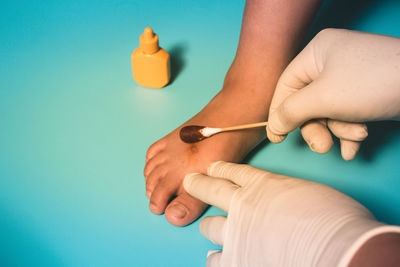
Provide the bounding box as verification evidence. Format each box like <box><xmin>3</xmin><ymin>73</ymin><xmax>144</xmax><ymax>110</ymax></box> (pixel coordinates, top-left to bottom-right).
<box><xmin>144</xmin><ymin>0</ymin><xmax>322</xmax><ymax>226</ymax></box>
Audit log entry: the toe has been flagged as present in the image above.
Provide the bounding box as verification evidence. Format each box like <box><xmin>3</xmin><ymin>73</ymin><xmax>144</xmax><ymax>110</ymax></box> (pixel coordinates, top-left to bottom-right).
<box><xmin>146</xmin><ymin>139</ymin><xmax>166</xmax><ymax>162</ymax></box>
<box><xmin>144</xmin><ymin>153</ymin><xmax>166</xmax><ymax>178</ymax></box>
<box><xmin>145</xmin><ymin>163</ymin><xmax>168</xmax><ymax>198</ymax></box>
<box><xmin>149</xmin><ymin>176</ymin><xmax>179</xmax><ymax>215</ymax></box>
<box><xmin>165</xmin><ymin>191</ymin><xmax>208</xmax><ymax>227</ymax></box>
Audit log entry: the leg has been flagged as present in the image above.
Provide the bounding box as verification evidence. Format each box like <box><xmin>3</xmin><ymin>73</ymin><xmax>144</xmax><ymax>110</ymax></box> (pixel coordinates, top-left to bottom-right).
<box><xmin>144</xmin><ymin>0</ymin><xmax>322</xmax><ymax>226</ymax></box>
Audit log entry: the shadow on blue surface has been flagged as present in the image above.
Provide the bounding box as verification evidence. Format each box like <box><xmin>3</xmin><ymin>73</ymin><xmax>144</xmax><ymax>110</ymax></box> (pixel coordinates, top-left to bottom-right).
<box><xmin>308</xmin><ymin>0</ymin><xmax>391</xmax><ymax>39</ymax></box>
<box><xmin>242</xmin><ymin>140</ymin><xmax>269</xmax><ymax>164</ymax></box>
<box><xmin>169</xmin><ymin>42</ymin><xmax>189</xmax><ymax>84</ymax></box>
<box><xmin>291</xmin><ymin>121</ymin><xmax>400</xmax><ymax>163</ymax></box>
<box><xmin>360</xmin><ymin>121</ymin><xmax>400</xmax><ymax>161</ymax></box>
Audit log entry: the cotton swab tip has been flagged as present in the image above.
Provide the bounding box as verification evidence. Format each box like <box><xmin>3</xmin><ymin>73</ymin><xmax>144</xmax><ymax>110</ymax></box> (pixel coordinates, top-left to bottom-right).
<box><xmin>179</xmin><ymin>126</ymin><xmax>221</xmax><ymax>143</ymax></box>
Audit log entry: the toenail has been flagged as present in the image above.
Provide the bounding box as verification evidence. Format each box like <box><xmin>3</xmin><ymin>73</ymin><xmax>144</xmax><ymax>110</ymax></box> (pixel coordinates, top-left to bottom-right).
<box><xmin>149</xmin><ymin>203</ymin><xmax>157</xmax><ymax>212</ymax></box>
<box><xmin>168</xmin><ymin>203</ymin><xmax>188</xmax><ymax>219</ymax></box>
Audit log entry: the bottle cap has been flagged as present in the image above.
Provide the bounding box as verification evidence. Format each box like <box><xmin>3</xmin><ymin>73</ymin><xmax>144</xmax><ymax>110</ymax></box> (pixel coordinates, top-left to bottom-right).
<box><xmin>140</xmin><ymin>27</ymin><xmax>160</xmax><ymax>54</ymax></box>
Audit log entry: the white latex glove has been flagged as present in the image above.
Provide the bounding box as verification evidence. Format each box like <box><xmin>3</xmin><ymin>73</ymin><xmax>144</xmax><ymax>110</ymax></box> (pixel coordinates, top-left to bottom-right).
<box><xmin>184</xmin><ymin>161</ymin><xmax>400</xmax><ymax>267</ymax></box>
<box><xmin>267</xmin><ymin>29</ymin><xmax>400</xmax><ymax>160</ymax></box>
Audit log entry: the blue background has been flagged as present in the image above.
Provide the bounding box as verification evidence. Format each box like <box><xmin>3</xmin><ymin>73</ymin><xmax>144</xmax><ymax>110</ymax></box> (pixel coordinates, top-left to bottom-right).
<box><xmin>1</xmin><ymin>0</ymin><xmax>400</xmax><ymax>266</ymax></box>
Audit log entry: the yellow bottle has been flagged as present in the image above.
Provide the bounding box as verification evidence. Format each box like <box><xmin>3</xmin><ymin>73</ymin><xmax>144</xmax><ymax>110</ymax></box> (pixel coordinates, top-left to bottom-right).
<box><xmin>131</xmin><ymin>27</ymin><xmax>170</xmax><ymax>88</ymax></box>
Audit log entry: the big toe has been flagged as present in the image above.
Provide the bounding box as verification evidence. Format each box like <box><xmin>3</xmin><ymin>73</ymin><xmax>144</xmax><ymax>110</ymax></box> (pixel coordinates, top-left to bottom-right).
<box><xmin>165</xmin><ymin>192</ymin><xmax>208</xmax><ymax>227</ymax></box>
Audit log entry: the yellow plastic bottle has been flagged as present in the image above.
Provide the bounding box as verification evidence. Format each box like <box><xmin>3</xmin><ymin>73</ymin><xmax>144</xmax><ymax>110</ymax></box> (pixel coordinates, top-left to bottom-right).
<box><xmin>131</xmin><ymin>27</ymin><xmax>170</xmax><ymax>88</ymax></box>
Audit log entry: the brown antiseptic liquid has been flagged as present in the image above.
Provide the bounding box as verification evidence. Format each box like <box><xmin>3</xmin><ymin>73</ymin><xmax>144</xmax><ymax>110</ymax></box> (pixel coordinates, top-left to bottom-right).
<box><xmin>179</xmin><ymin>125</ymin><xmax>206</xmax><ymax>143</ymax></box>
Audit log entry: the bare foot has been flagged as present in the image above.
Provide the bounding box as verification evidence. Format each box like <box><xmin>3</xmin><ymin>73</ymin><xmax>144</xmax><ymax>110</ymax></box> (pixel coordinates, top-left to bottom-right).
<box><xmin>144</xmin><ymin>75</ymin><xmax>271</xmax><ymax>226</ymax></box>
<box><xmin>143</xmin><ymin>0</ymin><xmax>321</xmax><ymax>227</ymax></box>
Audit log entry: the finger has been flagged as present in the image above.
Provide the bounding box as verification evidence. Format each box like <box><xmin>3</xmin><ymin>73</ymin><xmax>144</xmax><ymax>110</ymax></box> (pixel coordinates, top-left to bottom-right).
<box><xmin>207</xmin><ymin>250</ymin><xmax>222</xmax><ymax>267</ymax></box>
<box><xmin>267</xmin><ymin>37</ymin><xmax>322</xmax><ymax>143</ymax></box>
<box><xmin>199</xmin><ymin>216</ymin><xmax>226</xmax><ymax>246</ymax></box>
<box><xmin>266</xmin><ymin>125</ymin><xmax>287</xmax><ymax>143</ymax></box>
<box><xmin>183</xmin><ymin>173</ymin><xmax>238</xmax><ymax>212</ymax></box>
<box><xmin>300</xmin><ymin>119</ymin><xmax>333</xmax><ymax>154</ymax></box>
<box><xmin>267</xmin><ymin>80</ymin><xmax>328</xmax><ymax>138</ymax></box>
<box><xmin>207</xmin><ymin>161</ymin><xmax>267</xmax><ymax>187</ymax></box>
<box><xmin>340</xmin><ymin>139</ymin><xmax>361</xmax><ymax>161</ymax></box>
<box><xmin>327</xmin><ymin>120</ymin><xmax>368</xmax><ymax>142</ymax></box>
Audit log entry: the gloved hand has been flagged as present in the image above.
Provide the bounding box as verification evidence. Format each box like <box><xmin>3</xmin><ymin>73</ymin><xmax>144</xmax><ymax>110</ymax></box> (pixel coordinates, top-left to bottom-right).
<box><xmin>267</xmin><ymin>29</ymin><xmax>400</xmax><ymax>160</ymax></box>
<box><xmin>184</xmin><ymin>161</ymin><xmax>400</xmax><ymax>267</ymax></box>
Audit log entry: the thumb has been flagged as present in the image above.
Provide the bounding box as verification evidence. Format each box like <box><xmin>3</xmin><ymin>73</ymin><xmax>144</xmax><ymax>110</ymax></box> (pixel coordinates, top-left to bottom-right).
<box><xmin>267</xmin><ymin>34</ymin><xmax>327</xmax><ymax>142</ymax></box>
<box><xmin>267</xmin><ymin>81</ymin><xmax>326</xmax><ymax>140</ymax></box>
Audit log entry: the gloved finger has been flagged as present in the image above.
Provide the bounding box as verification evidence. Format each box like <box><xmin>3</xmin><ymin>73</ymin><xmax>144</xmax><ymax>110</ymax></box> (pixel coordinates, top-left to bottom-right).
<box><xmin>207</xmin><ymin>161</ymin><xmax>267</xmax><ymax>187</ymax></box>
<box><xmin>340</xmin><ymin>139</ymin><xmax>361</xmax><ymax>161</ymax></box>
<box><xmin>200</xmin><ymin>216</ymin><xmax>226</xmax><ymax>246</ymax></box>
<box><xmin>184</xmin><ymin>172</ymin><xmax>238</xmax><ymax>212</ymax></box>
<box><xmin>267</xmin><ymin>37</ymin><xmax>323</xmax><ymax>143</ymax></box>
<box><xmin>206</xmin><ymin>250</ymin><xmax>222</xmax><ymax>267</ymax></box>
<box><xmin>267</xmin><ymin>80</ymin><xmax>328</xmax><ymax>141</ymax></box>
<box><xmin>327</xmin><ymin>120</ymin><xmax>368</xmax><ymax>142</ymax></box>
<box><xmin>266</xmin><ymin>125</ymin><xmax>287</xmax><ymax>144</ymax></box>
<box><xmin>300</xmin><ymin>119</ymin><xmax>333</xmax><ymax>154</ymax></box>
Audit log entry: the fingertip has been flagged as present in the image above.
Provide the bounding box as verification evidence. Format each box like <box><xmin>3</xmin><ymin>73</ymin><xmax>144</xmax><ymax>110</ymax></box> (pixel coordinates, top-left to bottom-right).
<box><xmin>266</xmin><ymin>130</ymin><xmax>287</xmax><ymax>143</ymax></box>
<box><xmin>342</xmin><ymin>152</ymin><xmax>356</xmax><ymax>161</ymax></box>
<box><xmin>266</xmin><ymin>125</ymin><xmax>287</xmax><ymax>143</ymax></box>
<box><xmin>300</xmin><ymin>120</ymin><xmax>333</xmax><ymax>154</ymax></box>
<box><xmin>207</xmin><ymin>161</ymin><xmax>225</xmax><ymax>176</ymax></box>
<box><xmin>267</xmin><ymin>102</ymin><xmax>300</xmax><ymax>138</ymax></box>
<box><xmin>199</xmin><ymin>215</ymin><xmax>226</xmax><ymax>246</ymax></box>
<box><xmin>267</xmin><ymin>114</ymin><xmax>287</xmax><ymax>136</ymax></box>
<box><xmin>199</xmin><ymin>217</ymin><xmax>210</xmax><ymax>234</ymax></box>
<box><xmin>307</xmin><ymin>138</ymin><xmax>333</xmax><ymax>154</ymax></box>
<box><xmin>341</xmin><ymin>140</ymin><xmax>360</xmax><ymax>161</ymax></box>
<box><xmin>327</xmin><ymin>120</ymin><xmax>369</xmax><ymax>142</ymax></box>
<box><xmin>356</xmin><ymin>125</ymin><xmax>368</xmax><ymax>141</ymax></box>
<box><xmin>207</xmin><ymin>250</ymin><xmax>221</xmax><ymax>258</ymax></box>
<box><xmin>206</xmin><ymin>250</ymin><xmax>222</xmax><ymax>267</ymax></box>
<box><xmin>199</xmin><ymin>217</ymin><xmax>213</xmax><ymax>240</ymax></box>
<box><xmin>183</xmin><ymin>172</ymin><xmax>201</xmax><ymax>193</ymax></box>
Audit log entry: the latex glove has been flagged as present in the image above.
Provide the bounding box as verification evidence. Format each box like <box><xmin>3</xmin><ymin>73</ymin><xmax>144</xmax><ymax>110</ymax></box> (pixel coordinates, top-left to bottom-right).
<box><xmin>267</xmin><ymin>29</ymin><xmax>400</xmax><ymax>160</ymax></box>
<box><xmin>184</xmin><ymin>161</ymin><xmax>400</xmax><ymax>267</ymax></box>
